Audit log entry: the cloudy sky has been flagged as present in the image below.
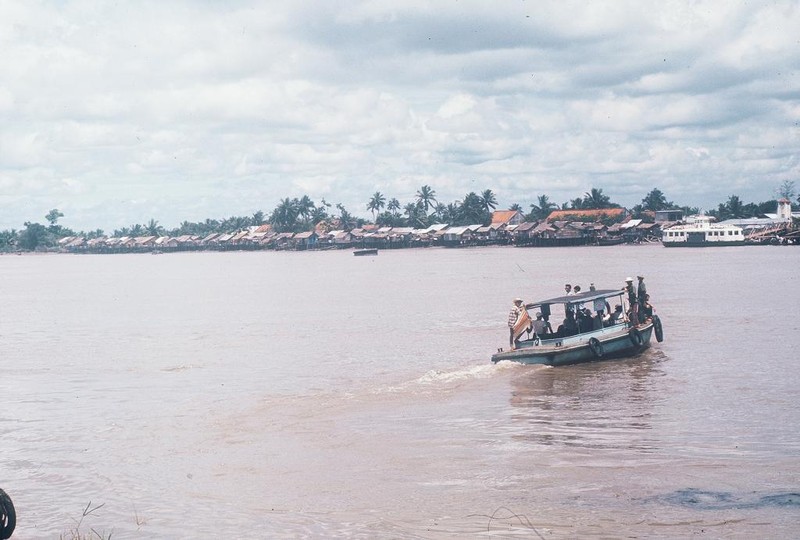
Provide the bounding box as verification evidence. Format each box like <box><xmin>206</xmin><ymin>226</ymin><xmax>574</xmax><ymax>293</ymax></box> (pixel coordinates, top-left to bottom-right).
<box><xmin>1</xmin><ymin>1</ymin><xmax>798</xmax><ymax>232</ymax></box>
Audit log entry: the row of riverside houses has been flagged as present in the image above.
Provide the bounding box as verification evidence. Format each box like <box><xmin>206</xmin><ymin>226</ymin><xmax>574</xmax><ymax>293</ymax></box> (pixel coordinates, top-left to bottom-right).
<box><xmin>57</xmin><ymin>209</ymin><xmax>673</xmax><ymax>254</ymax></box>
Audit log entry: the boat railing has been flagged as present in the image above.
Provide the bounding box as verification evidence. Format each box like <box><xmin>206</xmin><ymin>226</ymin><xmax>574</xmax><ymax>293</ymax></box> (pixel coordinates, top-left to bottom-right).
<box><xmin>516</xmin><ymin>319</ymin><xmax>631</xmax><ymax>349</ymax></box>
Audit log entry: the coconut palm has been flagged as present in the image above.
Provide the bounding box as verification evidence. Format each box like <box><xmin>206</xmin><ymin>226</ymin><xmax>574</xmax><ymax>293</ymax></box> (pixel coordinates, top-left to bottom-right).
<box><xmin>529</xmin><ymin>194</ymin><xmax>557</xmax><ymax>220</ymax></box>
<box><xmin>367</xmin><ymin>191</ymin><xmax>386</xmax><ymax>220</ymax></box>
<box><xmin>404</xmin><ymin>201</ymin><xmax>426</xmax><ymax>228</ymax></box>
<box><xmin>458</xmin><ymin>192</ymin><xmax>488</xmax><ymax>225</ymax></box>
<box><xmin>388</xmin><ymin>198</ymin><xmax>401</xmax><ymax>215</ymax></box>
<box><xmin>415</xmin><ymin>185</ymin><xmax>437</xmax><ymax>213</ymax></box>
<box><xmin>480</xmin><ymin>189</ymin><xmax>498</xmax><ymax>212</ymax></box>
<box><xmin>336</xmin><ymin>203</ymin><xmax>356</xmax><ymax>231</ymax></box>
<box><xmin>270</xmin><ymin>198</ymin><xmax>299</xmax><ymax>232</ymax></box>
<box><xmin>296</xmin><ymin>196</ymin><xmax>315</xmax><ymax>225</ymax></box>
<box><xmin>145</xmin><ymin>219</ymin><xmax>164</xmax><ymax>236</ymax></box>
<box><xmin>582</xmin><ymin>187</ymin><xmax>612</xmax><ymax>209</ymax></box>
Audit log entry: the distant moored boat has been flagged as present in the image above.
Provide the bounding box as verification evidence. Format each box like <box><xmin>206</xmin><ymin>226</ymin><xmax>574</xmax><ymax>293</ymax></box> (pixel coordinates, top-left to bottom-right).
<box><xmin>353</xmin><ymin>248</ymin><xmax>378</xmax><ymax>256</ymax></box>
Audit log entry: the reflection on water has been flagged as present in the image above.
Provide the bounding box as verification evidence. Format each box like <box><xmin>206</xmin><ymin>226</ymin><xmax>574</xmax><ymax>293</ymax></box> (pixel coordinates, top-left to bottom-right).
<box><xmin>507</xmin><ymin>349</ymin><xmax>668</xmax><ymax>451</ymax></box>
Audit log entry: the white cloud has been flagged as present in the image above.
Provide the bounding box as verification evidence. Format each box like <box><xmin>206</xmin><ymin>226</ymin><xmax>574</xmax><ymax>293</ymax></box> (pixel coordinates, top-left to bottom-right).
<box><xmin>0</xmin><ymin>0</ymin><xmax>798</xmax><ymax>231</ymax></box>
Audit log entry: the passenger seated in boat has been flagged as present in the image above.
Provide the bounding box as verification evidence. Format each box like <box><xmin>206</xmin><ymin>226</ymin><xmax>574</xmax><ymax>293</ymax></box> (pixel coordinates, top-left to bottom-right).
<box><xmin>607</xmin><ymin>305</ymin><xmax>623</xmax><ymax>326</ymax></box>
<box><xmin>532</xmin><ymin>312</ymin><xmax>549</xmax><ymax>337</ymax></box>
<box><xmin>593</xmin><ymin>309</ymin><xmax>605</xmax><ymax>330</ymax></box>
<box><xmin>560</xmin><ymin>311</ymin><xmax>578</xmax><ymax>336</ymax></box>
<box><xmin>577</xmin><ymin>308</ymin><xmax>594</xmax><ymax>333</ymax></box>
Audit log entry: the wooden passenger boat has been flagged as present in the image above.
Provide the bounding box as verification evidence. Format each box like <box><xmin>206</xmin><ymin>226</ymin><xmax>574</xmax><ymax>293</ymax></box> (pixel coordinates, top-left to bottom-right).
<box><xmin>491</xmin><ymin>288</ymin><xmax>663</xmax><ymax>366</ymax></box>
<box><xmin>353</xmin><ymin>248</ymin><xmax>378</xmax><ymax>256</ymax></box>
<box><xmin>597</xmin><ymin>236</ymin><xmax>625</xmax><ymax>246</ymax></box>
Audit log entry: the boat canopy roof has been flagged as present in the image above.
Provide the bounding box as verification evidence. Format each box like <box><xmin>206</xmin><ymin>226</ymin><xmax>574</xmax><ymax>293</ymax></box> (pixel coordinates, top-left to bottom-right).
<box><xmin>526</xmin><ymin>289</ymin><xmax>622</xmax><ymax>308</ymax></box>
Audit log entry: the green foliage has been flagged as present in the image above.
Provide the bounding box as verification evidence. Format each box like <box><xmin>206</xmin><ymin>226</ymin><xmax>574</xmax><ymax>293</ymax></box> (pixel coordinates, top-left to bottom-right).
<box><xmin>18</xmin><ymin>222</ymin><xmax>52</xmax><ymax>250</ymax></box>
<box><xmin>528</xmin><ymin>195</ymin><xmax>557</xmax><ymax>221</ymax></box>
<box><xmin>415</xmin><ymin>185</ymin><xmax>437</xmax><ymax>213</ymax></box>
<box><xmin>46</xmin><ymin>208</ymin><xmax>64</xmax><ymax>227</ymax></box>
<box><xmin>778</xmin><ymin>180</ymin><xmax>795</xmax><ymax>200</ymax></box>
<box><xmin>1</xmin><ymin>184</ymin><xmax>791</xmax><ymax>251</ymax></box>
<box><xmin>581</xmin><ymin>187</ymin><xmax>615</xmax><ymax>209</ymax></box>
<box><xmin>367</xmin><ymin>191</ymin><xmax>386</xmax><ymax>219</ymax></box>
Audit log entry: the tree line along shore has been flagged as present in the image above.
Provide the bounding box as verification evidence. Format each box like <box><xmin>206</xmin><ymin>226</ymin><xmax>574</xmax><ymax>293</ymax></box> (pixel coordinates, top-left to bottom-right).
<box><xmin>1</xmin><ymin>183</ymin><xmax>797</xmax><ymax>253</ymax></box>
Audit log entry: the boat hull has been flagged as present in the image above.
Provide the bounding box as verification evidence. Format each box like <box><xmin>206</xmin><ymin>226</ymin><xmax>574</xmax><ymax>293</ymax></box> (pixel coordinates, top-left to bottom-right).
<box><xmin>491</xmin><ymin>322</ymin><xmax>653</xmax><ymax>366</ymax></box>
<box><xmin>353</xmin><ymin>248</ymin><xmax>378</xmax><ymax>256</ymax></box>
<box><xmin>663</xmin><ymin>240</ymin><xmax>745</xmax><ymax>247</ymax></box>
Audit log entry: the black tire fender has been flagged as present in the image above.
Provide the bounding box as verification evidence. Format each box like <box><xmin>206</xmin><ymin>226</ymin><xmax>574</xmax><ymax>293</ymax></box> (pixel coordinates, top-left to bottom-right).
<box><xmin>588</xmin><ymin>337</ymin><xmax>604</xmax><ymax>358</ymax></box>
<box><xmin>0</xmin><ymin>488</ymin><xmax>16</xmax><ymax>540</ymax></box>
<box><xmin>653</xmin><ymin>315</ymin><xmax>664</xmax><ymax>343</ymax></box>
<box><xmin>629</xmin><ymin>327</ymin><xmax>644</xmax><ymax>347</ymax></box>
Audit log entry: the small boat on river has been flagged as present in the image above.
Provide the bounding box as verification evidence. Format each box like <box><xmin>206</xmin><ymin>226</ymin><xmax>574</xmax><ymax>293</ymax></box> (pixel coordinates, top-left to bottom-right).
<box><xmin>353</xmin><ymin>248</ymin><xmax>378</xmax><ymax>256</ymax></box>
<box><xmin>492</xmin><ymin>287</ymin><xmax>663</xmax><ymax>366</ymax></box>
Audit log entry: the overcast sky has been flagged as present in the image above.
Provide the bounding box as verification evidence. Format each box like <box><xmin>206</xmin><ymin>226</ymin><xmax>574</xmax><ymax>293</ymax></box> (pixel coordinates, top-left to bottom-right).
<box><xmin>1</xmin><ymin>1</ymin><xmax>798</xmax><ymax>232</ymax></box>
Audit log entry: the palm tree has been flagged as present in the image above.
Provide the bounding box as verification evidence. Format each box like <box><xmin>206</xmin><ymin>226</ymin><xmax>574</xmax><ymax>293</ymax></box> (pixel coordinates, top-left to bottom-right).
<box><xmin>145</xmin><ymin>219</ymin><xmax>163</xmax><ymax>237</ymax></box>
<box><xmin>529</xmin><ymin>195</ymin><xmax>557</xmax><ymax>220</ymax></box>
<box><xmin>570</xmin><ymin>197</ymin><xmax>585</xmax><ymax>210</ymax></box>
<box><xmin>404</xmin><ymin>202</ymin><xmax>426</xmax><ymax>228</ymax></box>
<box><xmin>415</xmin><ymin>185</ymin><xmax>437</xmax><ymax>213</ymax></box>
<box><xmin>509</xmin><ymin>203</ymin><xmax>523</xmax><ymax>212</ymax></box>
<box><xmin>367</xmin><ymin>191</ymin><xmax>386</xmax><ymax>220</ymax></box>
<box><xmin>480</xmin><ymin>189</ymin><xmax>498</xmax><ymax>212</ymax></box>
<box><xmin>433</xmin><ymin>202</ymin><xmax>449</xmax><ymax>223</ymax></box>
<box><xmin>336</xmin><ymin>203</ymin><xmax>356</xmax><ymax>231</ymax></box>
<box><xmin>582</xmin><ymin>187</ymin><xmax>611</xmax><ymax>209</ymax></box>
<box><xmin>295</xmin><ymin>196</ymin><xmax>314</xmax><ymax>226</ymax></box>
<box><xmin>252</xmin><ymin>210</ymin><xmax>265</xmax><ymax>225</ymax></box>
<box><xmin>310</xmin><ymin>205</ymin><xmax>328</xmax><ymax>225</ymax></box>
<box><xmin>388</xmin><ymin>198</ymin><xmax>401</xmax><ymax>215</ymax></box>
<box><xmin>270</xmin><ymin>198</ymin><xmax>299</xmax><ymax>232</ymax></box>
<box><xmin>458</xmin><ymin>192</ymin><xmax>488</xmax><ymax>225</ymax></box>
<box><xmin>640</xmin><ymin>188</ymin><xmax>671</xmax><ymax>211</ymax></box>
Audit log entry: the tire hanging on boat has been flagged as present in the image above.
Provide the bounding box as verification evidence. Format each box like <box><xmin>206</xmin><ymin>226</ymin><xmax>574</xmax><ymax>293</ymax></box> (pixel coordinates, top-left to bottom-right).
<box><xmin>628</xmin><ymin>327</ymin><xmax>644</xmax><ymax>347</ymax></box>
<box><xmin>0</xmin><ymin>488</ymin><xmax>15</xmax><ymax>540</ymax></box>
<box><xmin>653</xmin><ymin>315</ymin><xmax>664</xmax><ymax>343</ymax></box>
<box><xmin>588</xmin><ymin>337</ymin><xmax>604</xmax><ymax>358</ymax></box>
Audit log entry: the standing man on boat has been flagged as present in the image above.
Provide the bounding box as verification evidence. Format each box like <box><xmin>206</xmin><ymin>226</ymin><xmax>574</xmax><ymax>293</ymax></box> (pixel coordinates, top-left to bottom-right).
<box><xmin>624</xmin><ymin>277</ymin><xmax>639</xmax><ymax>324</ymax></box>
<box><xmin>508</xmin><ymin>298</ymin><xmax>525</xmax><ymax>349</ymax></box>
<box><xmin>637</xmin><ymin>275</ymin><xmax>647</xmax><ymax>318</ymax></box>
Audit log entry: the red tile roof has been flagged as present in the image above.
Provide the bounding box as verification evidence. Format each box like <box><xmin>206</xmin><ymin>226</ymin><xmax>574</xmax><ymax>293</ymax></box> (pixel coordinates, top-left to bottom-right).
<box><xmin>491</xmin><ymin>210</ymin><xmax>522</xmax><ymax>224</ymax></box>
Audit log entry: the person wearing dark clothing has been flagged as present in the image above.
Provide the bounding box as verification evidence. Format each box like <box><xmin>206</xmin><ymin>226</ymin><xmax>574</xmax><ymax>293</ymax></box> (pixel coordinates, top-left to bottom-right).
<box><xmin>608</xmin><ymin>305</ymin><xmax>623</xmax><ymax>325</ymax></box>
<box><xmin>624</xmin><ymin>277</ymin><xmax>638</xmax><ymax>324</ymax></box>
<box><xmin>641</xmin><ymin>294</ymin><xmax>654</xmax><ymax>321</ymax></box>
<box><xmin>637</xmin><ymin>275</ymin><xmax>647</xmax><ymax>317</ymax></box>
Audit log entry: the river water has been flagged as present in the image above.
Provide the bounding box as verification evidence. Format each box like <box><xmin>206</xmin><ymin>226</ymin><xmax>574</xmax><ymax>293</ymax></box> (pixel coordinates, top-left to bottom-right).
<box><xmin>2</xmin><ymin>245</ymin><xmax>799</xmax><ymax>538</ymax></box>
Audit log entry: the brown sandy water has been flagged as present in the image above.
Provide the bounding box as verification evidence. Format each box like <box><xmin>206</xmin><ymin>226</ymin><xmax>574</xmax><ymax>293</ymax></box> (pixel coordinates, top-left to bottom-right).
<box><xmin>2</xmin><ymin>245</ymin><xmax>799</xmax><ymax>537</ymax></box>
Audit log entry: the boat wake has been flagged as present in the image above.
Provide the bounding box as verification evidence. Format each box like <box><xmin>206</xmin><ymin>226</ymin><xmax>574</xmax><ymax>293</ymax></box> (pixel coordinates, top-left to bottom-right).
<box><xmin>369</xmin><ymin>361</ymin><xmax>521</xmax><ymax>397</ymax></box>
